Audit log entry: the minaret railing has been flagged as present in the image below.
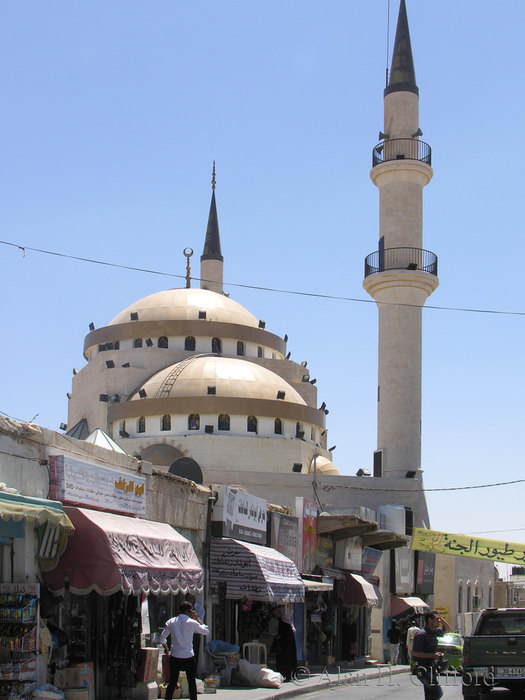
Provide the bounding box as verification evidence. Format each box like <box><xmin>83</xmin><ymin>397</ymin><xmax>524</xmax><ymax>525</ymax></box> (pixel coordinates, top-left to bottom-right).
<box><xmin>372</xmin><ymin>138</ymin><xmax>431</xmax><ymax>168</ymax></box>
<box><xmin>364</xmin><ymin>247</ymin><xmax>438</xmax><ymax>278</ymax></box>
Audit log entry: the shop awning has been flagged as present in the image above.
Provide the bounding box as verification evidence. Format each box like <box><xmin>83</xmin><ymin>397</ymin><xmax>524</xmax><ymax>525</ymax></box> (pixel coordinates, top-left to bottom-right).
<box><xmin>42</xmin><ymin>507</ymin><xmax>203</xmax><ymax>596</ymax></box>
<box><xmin>0</xmin><ymin>491</ymin><xmax>73</xmax><ymax>529</ymax></box>
<box><xmin>361</xmin><ymin>530</ymin><xmax>409</xmax><ymax>551</ymax></box>
<box><xmin>317</xmin><ymin>512</ymin><xmax>377</xmax><ymax>541</ymax></box>
<box><xmin>0</xmin><ymin>491</ymin><xmax>74</xmax><ymax>567</ymax></box>
<box><xmin>302</xmin><ymin>577</ymin><xmax>334</xmax><ymax>592</ymax></box>
<box><xmin>392</xmin><ymin>596</ymin><xmax>429</xmax><ymax>617</ymax></box>
<box><xmin>342</xmin><ymin>573</ymin><xmax>382</xmax><ymax>608</ymax></box>
<box><xmin>210</xmin><ymin>537</ymin><xmax>305</xmax><ymax>603</ymax></box>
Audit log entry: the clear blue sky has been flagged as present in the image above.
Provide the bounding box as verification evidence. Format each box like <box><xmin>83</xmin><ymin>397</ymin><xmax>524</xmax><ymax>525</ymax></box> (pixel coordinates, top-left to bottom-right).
<box><xmin>1</xmin><ymin>2</ymin><xmax>524</xmax><ymax>556</ymax></box>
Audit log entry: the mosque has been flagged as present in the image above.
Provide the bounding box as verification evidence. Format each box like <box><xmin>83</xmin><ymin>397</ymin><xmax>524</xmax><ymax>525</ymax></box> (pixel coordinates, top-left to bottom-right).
<box><xmin>66</xmin><ymin>163</ymin><xmax>340</xmax><ymax>484</ymax></box>
<box><xmin>62</xmin><ymin>0</ymin><xmax>495</xmax><ymax>650</ymax></box>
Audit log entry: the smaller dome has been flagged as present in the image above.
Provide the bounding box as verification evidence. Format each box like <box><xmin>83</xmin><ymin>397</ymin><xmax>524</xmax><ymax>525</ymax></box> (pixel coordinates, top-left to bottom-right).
<box><xmin>309</xmin><ymin>456</ymin><xmax>340</xmax><ymax>476</ymax></box>
<box><xmin>131</xmin><ymin>355</ymin><xmax>307</xmax><ymax>404</ymax></box>
<box><xmin>109</xmin><ymin>288</ymin><xmax>259</xmax><ymax>329</ymax></box>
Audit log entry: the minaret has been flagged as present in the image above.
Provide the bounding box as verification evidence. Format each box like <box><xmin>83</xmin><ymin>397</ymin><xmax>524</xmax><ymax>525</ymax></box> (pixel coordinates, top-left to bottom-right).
<box><xmin>200</xmin><ymin>162</ymin><xmax>224</xmax><ymax>294</ymax></box>
<box><xmin>363</xmin><ymin>0</ymin><xmax>438</xmax><ymax>479</ymax></box>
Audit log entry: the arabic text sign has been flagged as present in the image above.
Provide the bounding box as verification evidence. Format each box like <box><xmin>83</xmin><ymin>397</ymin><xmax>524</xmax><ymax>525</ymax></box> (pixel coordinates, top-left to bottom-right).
<box><xmin>49</xmin><ymin>455</ymin><xmax>146</xmax><ymax>516</ymax></box>
<box><xmin>411</xmin><ymin>528</ymin><xmax>525</xmax><ymax>565</ymax></box>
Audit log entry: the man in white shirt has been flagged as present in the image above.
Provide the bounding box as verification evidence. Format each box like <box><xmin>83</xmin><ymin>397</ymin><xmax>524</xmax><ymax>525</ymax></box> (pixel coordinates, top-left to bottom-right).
<box><xmin>160</xmin><ymin>601</ymin><xmax>209</xmax><ymax>700</ymax></box>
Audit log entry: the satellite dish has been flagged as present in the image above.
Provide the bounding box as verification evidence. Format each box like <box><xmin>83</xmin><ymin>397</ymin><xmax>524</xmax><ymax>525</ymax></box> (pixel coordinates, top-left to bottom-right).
<box><xmin>168</xmin><ymin>457</ymin><xmax>203</xmax><ymax>485</ymax></box>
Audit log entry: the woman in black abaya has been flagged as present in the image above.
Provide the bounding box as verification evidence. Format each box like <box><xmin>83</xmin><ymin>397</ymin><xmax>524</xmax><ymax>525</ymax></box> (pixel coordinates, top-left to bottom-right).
<box><xmin>270</xmin><ymin>606</ymin><xmax>297</xmax><ymax>682</ymax></box>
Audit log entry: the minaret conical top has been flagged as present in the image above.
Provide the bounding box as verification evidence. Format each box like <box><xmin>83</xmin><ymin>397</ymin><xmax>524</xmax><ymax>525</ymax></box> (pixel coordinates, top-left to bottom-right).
<box><xmin>385</xmin><ymin>0</ymin><xmax>418</xmax><ymax>97</ymax></box>
<box><xmin>202</xmin><ymin>162</ymin><xmax>223</xmax><ymax>261</ymax></box>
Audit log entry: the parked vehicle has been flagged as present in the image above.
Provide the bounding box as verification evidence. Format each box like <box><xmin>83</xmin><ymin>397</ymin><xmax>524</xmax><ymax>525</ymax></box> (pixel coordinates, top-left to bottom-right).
<box><xmin>437</xmin><ymin>633</ymin><xmax>463</xmax><ymax>673</ymax></box>
<box><xmin>462</xmin><ymin>608</ymin><xmax>525</xmax><ymax>698</ymax></box>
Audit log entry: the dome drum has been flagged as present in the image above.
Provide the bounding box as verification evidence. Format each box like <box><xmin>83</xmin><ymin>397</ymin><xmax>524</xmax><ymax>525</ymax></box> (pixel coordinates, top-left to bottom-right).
<box><xmin>84</xmin><ymin>320</ymin><xmax>285</xmax><ymax>359</ymax></box>
<box><xmin>108</xmin><ymin>395</ymin><xmax>326</xmax><ymax>428</ymax></box>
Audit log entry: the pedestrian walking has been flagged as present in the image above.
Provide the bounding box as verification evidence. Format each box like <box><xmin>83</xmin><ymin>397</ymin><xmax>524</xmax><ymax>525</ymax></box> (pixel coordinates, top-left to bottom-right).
<box><xmin>407</xmin><ymin>619</ymin><xmax>419</xmax><ymax>669</ymax></box>
<box><xmin>159</xmin><ymin>601</ymin><xmax>209</xmax><ymax>700</ymax></box>
<box><xmin>411</xmin><ymin>610</ymin><xmax>451</xmax><ymax>700</ymax></box>
<box><xmin>386</xmin><ymin>619</ymin><xmax>402</xmax><ymax>664</ymax></box>
<box><xmin>269</xmin><ymin>605</ymin><xmax>297</xmax><ymax>682</ymax></box>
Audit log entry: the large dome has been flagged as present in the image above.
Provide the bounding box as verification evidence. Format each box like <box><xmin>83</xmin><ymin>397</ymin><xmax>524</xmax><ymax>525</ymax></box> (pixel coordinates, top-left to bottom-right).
<box><xmin>109</xmin><ymin>288</ymin><xmax>259</xmax><ymax>328</ymax></box>
<box><xmin>130</xmin><ymin>355</ymin><xmax>307</xmax><ymax>404</ymax></box>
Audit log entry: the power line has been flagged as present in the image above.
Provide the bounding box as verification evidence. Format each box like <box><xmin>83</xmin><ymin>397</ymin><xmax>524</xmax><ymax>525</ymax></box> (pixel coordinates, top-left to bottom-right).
<box><xmin>321</xmin><ymin>477</ymin><xmax>525</xmax><ymax>493</ymax></box>
<box><xmin>2</xmin><ymin>238</ymin><xmax>525</xmax><ymax>317</ymax></box>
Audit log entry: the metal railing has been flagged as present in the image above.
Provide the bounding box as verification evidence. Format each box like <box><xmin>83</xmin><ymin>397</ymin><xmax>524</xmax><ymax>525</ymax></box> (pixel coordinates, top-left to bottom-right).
<box><xmin>372</xmin><ymin>138</ymin><xmax>431</xmax><ymax>167</ymax></box>
<box><xmin>364</xmin><ymin>247</ymin><xmax>438</xmax><ymax>278</ymax></box>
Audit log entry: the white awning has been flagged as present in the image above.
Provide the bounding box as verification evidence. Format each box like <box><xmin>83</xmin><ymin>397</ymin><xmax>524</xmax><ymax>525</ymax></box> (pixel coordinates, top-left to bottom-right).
<box><xmin>210</xmin><ymin>537</ymin><xmax>305</xmax><ymax>603</ymax></box>
<box><xmin>302</xmin><ymin>578</ymin><xmax>334</xmax><ymax>592</ymax></box>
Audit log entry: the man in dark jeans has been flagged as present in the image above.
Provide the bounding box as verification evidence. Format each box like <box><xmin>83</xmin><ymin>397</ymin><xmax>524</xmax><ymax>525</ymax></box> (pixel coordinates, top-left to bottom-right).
<box><xmin>412</xmin><ymin>610</ymin><xmax>452</xmax><ymax>700</ymax></box>
<box><xmin>160</xmin><ymin>602</ymin><xmax>209</xmax><ymax>700</ymax></box>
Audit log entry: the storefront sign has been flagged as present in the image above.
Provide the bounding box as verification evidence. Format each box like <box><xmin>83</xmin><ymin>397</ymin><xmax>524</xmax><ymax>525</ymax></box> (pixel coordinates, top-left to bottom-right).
<box><xmin>295</xmin><ymin>497</ymin><xmax>317</xmax><ymax>574</ymax></box>
<box><xmin>395</xmin><ymin>546</ymin><xmax>415</xmax><ymax>594</ymax></box>
<box><xmin>415</xmin><ymin>550</ymin><xmax>435</xmax><ymax>595</ymax></box>
<box><xmin>212</xmin><ymin>487</ymin><xmax>267</xmax><ymax>544</ymax></box>
<box><xmin>270</xmin><ymin>512</ymin><xmax>300</xmax><ymax>569</ymax></box>
<box><xmin>49</xmin><ymin>455</ymin><xmax>146</xmax><ymax>516</ymax></box>
<box><xmin>335</xmin><ymin>536</ymin><xmax>362</xmax><ymax>571</ymax></box>
<box><xmin>411</xmin><ymin>527</ymin><xmax>525</xmax><ymax>565</ymax></box>
<box><xmin>361</xmin><ymin>546</ymin><xmax>383</xmax><ymax>575</ymax></box>
<box><xmin>434</xmin><ymin>605</ymin><xmax>450</xmax><ymax>622</ymax></box>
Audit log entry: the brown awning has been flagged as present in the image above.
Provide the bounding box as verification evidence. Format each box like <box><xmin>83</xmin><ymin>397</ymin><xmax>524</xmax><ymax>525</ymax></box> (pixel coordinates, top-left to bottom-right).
<box><xmin>342</xmin><ymin>573</ymin><xmax>382</xmax><ymax>608</ymax></box>
<box><xmin>361</xmin><ymin>530</ymin><xmax>408</xmax><ymax>551</ymax></box>
<box><xmin>317</xmin><ymin>512</ymin><xmax>377</xmax><ymax>541</ymax></box>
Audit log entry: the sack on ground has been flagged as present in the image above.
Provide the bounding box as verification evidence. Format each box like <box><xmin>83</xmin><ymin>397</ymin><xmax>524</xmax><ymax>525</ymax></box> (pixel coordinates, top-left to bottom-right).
<box><xmin>237</xmin><ymin>659</ymin><xmax>283</xmax><ymax>688</ymax></box>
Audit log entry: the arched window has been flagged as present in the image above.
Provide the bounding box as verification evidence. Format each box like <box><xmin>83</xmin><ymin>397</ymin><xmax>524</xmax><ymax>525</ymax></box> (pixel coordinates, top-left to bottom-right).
<box><xmin>257</xmin><ymin>346</ymin><xmax>263</xmax><ymax>358</ymax></box>
<box><xmin>188</xmin><ymin>414</ymin><xmax>200</xmax><ymax>431</ymax></box>
<box><xmin>161</xmin><ymin>414</ymin><xmax>171</xmax><ymax>431</ymax></box>
<box><xmin>185</xmin><ymin>336</ymin><xmax>196</xmax><ymax>351</ymax></box>
<box><xmin>311</xmin><ymin>427</ymin><xmax>316</xmax><ymax>441</ymax></box>
<box><xmin>158</xmin><ymin>336</ymin><xmax>168</xmax><ymax>349</ymax></box>
<box><xmin>114</xmin><ymin>340</ymin><xmax>120</xmax><ymax>350</ymax></box>
<box><xmin>457</xmin><ymin>582</ymin><xmax>463</xmax><ymax>614</ymax></box>
<box><xmin>138</xmin><ymin>416</ymin><xmax>146</xmax><ymax>433</ymax></box>
<box><xmin>237</xmin><ymin>341</ymin><xmax>245</xmax><ymax>356</ymax></box>
<box><xmin>466</xmin><ymin>582</ymin><xmax>472</xmax><ymax>612</ymax></box>
<box><xmin>218</xmin><ymin>414</ymin><xmax>230</xmax><ymax>431</ymax></box>
<box><xmin>134</xmin><ymin>338</ymin><xmax>143</xmax><ymax>348</ymax></box>
<box><xmin>296</xmin><ymin>422</ymin><xmax>304</xmax><ymax>438</ymax></box>
<box><xmin>212</xmin><ymin>337</ymin><xmax>221</xmax><ymax>354</ymax></box>
<box><xmin>247</xmin><ymin>415</ymin><xmax>257</xmax><ymax>433</ymax></box>
<box><xmin>274</xmin><ymin>418</ymin><xmax>282</xmax><ymax>435</ymax></box>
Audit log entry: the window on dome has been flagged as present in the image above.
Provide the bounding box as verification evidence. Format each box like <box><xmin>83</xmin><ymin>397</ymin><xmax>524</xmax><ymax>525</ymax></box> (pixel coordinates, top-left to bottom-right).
<box><xmin>218</xmin><ymin>414</ymin><xmax>230</xmax><ymax>431</ymax></box>
<box><xmin>274</xmin><ymin>418</ymin><xmax>282</xmax><ymax>435</ymax></box>
<box><xmin>188</xmin><ymin>414</ymin><xmax>200</xmax><ymax>431</ymax></box>
<box><xmin>247</xmin><ymin>415</ymin><xmax>257</xmax><ymax>433</ymax></box>
<box><xmin>161</xmin><ymin>414</ymin><xmax>171</xmax><ymax>431</ymax></box>
<box><xmin>158</xmin><ymin>336</ymin><xmax>168</xmax><ymax>349</ymax></box>
<box><xmin>114</xmin><ymin>340</ymin><xmax>120</xmax><ymax>350</ymax></box>
<box><xmin>311</xmin><ymin>427</ymin><xmax>315</xmax><ymax>441</ymax></box>
<box><xmin>138</xmin><ymin>416</ymin><xmax>146</xmax><ymax>433</ymax></box>
<box><xmin>237</xmin><ymin>341</ymin><xmax>245</xmax><ymax>356</ymax></box>
<box><xmin>212</xmin><ymin>337</ymin><xmax>221</xmax><ymax>354</ymax></box>
<box><xmin>185</xmin><ymin>336</ymin><xmax>196</xmax><ymax>351</ymax></box>
<box><xmin>296</xmin><ymin>422</ymin><xmax>304</xmax><ymax>439</ymax></box>
<box><xmin>134</xmin><ymin>338</ymin><xmax>143</xmax><ymax>348</ymax></box>
<box><xmin>257</xmin><ymin>346</ymin><xmax>263</xmax><ymax>358</ymax></box>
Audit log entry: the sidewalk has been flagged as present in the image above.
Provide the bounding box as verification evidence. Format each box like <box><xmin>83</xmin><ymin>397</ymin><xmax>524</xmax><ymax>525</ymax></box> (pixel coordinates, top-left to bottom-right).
<box><xmin>211</xmin><ymin>662</ymin><xmax>411</xmax><ymax>700</ymax></box>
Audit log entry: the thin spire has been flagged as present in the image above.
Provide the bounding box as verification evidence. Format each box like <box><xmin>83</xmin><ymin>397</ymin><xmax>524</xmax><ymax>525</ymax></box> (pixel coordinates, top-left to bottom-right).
<box><xmin>385</xmin><ymin>0</ymin><xmax>418</xmax><ymax>97</ymax></box>
<box><xmin>201</xmin><ymin>161</ymin><xmax>223</xmax><ymax>262</ymax></box>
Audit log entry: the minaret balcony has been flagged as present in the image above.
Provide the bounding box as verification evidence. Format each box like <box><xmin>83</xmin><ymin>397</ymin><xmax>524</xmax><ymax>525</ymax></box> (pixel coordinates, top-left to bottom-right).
<box><xmin>372</xmin><ymin>138</ymin><xmax>431</xmax><ymax>168</ymax></box>
<box><xmin>364</xmin><ymin>247</ymin><xmax>438</xmax><ymax>278</ymax></box>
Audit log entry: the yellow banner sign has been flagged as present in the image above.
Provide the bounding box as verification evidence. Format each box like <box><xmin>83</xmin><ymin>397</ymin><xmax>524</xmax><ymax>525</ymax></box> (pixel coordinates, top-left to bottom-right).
<box><xmin>411</xmin><ymin>528</ymin><xmax>525</xmax><ymax>565</ymax></box>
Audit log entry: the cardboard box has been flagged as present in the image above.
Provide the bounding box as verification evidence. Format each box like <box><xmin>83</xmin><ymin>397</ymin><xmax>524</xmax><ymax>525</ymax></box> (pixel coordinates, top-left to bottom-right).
<box><xmin>138</xmin><ymin>648</ymin><xmax>160</xmax><ymax>682</ymax></box>
<box><xmin>64</xmin><ymin>689</ymin><xmax>89</xmax><ymax>700</ymax></box>
<box><xmin>75</xmin><ymin>662</ymin><xmax>95</xmax><ymax>700</ymax></box>
<box><xmin>54</xmin><ymin>668</ymin><xmax>80</xmax><ymax>688</ymax></box>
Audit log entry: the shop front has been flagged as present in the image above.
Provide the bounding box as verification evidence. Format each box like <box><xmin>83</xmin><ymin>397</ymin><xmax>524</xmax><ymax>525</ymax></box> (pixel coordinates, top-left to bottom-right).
<box><xmin>42</xmin><ymin>507</ymin><xmax>203</xmax><ymax>699</ymax></box>
<box><xmin>209</xmin><ymin>536</ymin><xmax>305</xmax><ymax>677</ymax></box>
